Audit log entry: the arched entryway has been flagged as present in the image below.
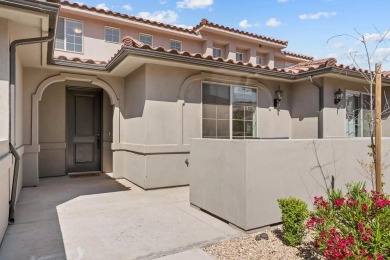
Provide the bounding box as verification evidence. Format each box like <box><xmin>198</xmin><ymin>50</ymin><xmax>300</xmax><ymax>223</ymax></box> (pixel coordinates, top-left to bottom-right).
<box><xmin>29</xmin><ymin>73</ymin><xmax>120</xmax><ymax>182</ymax></box>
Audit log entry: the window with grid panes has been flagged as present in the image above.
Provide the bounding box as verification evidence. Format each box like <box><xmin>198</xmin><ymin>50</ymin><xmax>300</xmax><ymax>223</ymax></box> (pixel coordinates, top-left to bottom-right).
<box><xmin>202</xmin><ymin>83</ymin><xmax>257</xmax><ymax>139</ymax></box>
<box><xmin>55</xmin><ymin>18</ymin><xmax>83</xmax><ymax>53</ymax></box>
<box><xmin>139</xmin><ymin>34</ymin><xmax>153</xmax><ymax>45</ymax></box>
<box><xmin>170</xmin><ymin>40</ymin><xmax>182</xmax><ymax>51</ymax></box>
<box><xmin>105</xmin><ymin>27</ymin><xmax>120</xmax><ymax>43</ymax></box>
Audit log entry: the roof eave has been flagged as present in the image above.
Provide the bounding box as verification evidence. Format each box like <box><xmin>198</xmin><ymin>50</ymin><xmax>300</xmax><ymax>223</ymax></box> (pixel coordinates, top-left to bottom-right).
<box><xmin>106</xmin><ymin>46</ymin><xmax>296</xmax><ymax>79</ymax></box>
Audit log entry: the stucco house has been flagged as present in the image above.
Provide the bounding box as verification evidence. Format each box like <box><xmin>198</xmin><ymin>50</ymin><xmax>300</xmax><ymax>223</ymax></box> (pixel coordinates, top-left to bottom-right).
<box><xmin>1</xmin><ymin>0</ymin><xmax>390</xmax><ymax>241</ymax></box>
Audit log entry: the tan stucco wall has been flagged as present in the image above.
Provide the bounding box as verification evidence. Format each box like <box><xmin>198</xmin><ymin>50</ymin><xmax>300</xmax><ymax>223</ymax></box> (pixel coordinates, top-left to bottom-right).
<box><xmin>0</xmin><ymin>19</ymin><xmax>25</xmax><ymax>244</ymax></box>
<box><xmin>21</xmin><ymin>68</ymin><xmax>124</xmax><ymax>184</ymax></box>
<box><xmin>190</xmin><ymin>138</ymin><xmax>390</xmax><ymax>230</ymax></box>
<box><xmin>290</xmin><ymin>80</ymin><xmax>320</xmax><ymax>139</ymax></box>
<box><xmin>56</xmin><ymin>11</ymin><xmax>203</xmax><ymax>62</ymax></box>
<box><xmin>0</xmin><ymin>17</ymin><xmax>10</xmax><ymax>245</ymax></box>
<box><xmin>118</xmin><ymin>63</ymin><xmax>294</xmax><ymax>188</ymax></box>
<box><xmin>0</xmin><ymin>18</ymin><xmax>9</xmax><ymax>141</ymax></box>
<box><xmin>38</xmin><ymin>81</ymin><xmax>114</xmax><ymax>177</ymax></box>
<box><xmin>122</xmin><ymin>65</ymin><xmax>146</xmax><ymax>144</ymax></box>
<box><xmin>39</xmin><ymin>83</ymin><xmax>66</xmax><ymax>177</ymax></box>
<box><xmin>321</xmin><ymin>77</ymin><xmax>390</xmax><ymax>138</ymax></box>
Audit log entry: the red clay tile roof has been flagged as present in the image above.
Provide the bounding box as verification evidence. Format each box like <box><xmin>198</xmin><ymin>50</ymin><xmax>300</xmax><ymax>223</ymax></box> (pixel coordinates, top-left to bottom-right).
<box><xmin>52</xmin><ymin>36</ymin><xmax>390</xmax><ymax>80</ymax></box>
<box><xmin>46</xmin><ymin>0</ymin><xmax>197</xmax><ymax>35</ymax></box>
<box><xmin>281</xmin><ymin>51</ymin><xmax>313</xmax><ymax>61</ymax></box>
<box><xmin>193</xmin><ymin>18</ymin><xmax>288</xmax><ymax>47</ymax></box>
<box><xmin>120</xmin><ymin>36</ymin><xmax>293</xmax><ymax>73</ymax></box>
<box><xmin>54</xmin><ymin>56</ymin><xmax>107</xmax><ymax>65</ymax></box>
<box><xmin>286</xmin><ymin>58</ymin><xmax>337</xmax><ymax>74</ymax></box>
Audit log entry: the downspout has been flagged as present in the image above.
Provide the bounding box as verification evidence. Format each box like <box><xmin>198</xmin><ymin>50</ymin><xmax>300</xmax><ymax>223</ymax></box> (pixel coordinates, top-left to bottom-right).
<box><xmin>8</xmin><ymin>27</ymin><xmax>56</xmax><ymax>223</ymax></box>
<box><xmin>308</xmin><ymin>76</ymin><xmax>324</xmax><ymax>139</ymax></box>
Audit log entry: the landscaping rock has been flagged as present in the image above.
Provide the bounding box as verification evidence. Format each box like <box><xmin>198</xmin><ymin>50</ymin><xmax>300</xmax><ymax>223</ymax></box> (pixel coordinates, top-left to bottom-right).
<box><xmin>255</xmin><ymin>233</ymin><xmax>269</xmax><ymax>241</ymax></box>
<box><xmin>203</xmin><ymin>227</ymin><xmax>324</xmax><ymax>260</ymax></box>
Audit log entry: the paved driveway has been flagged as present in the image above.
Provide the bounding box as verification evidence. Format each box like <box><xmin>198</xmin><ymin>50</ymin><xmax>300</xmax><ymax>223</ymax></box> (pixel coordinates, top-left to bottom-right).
<box><xmin>0</xmin><ymin>174</ymin><xmax>242</xmax><ymax>260</ymax></box>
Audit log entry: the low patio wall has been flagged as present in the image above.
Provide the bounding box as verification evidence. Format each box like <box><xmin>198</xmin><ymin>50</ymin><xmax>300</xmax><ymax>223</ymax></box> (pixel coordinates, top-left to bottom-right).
<box><xmin>190</xmin><ymin>138</ymin><xmax>390</xmax><ymax>231</ymax></box>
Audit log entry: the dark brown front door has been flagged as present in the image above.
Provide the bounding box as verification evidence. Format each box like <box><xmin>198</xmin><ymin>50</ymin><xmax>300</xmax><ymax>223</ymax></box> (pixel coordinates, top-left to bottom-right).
<box><xmin>66</xmin><ymin>88</ymin><xmax>102</xmax><ymax>173</ymax></box>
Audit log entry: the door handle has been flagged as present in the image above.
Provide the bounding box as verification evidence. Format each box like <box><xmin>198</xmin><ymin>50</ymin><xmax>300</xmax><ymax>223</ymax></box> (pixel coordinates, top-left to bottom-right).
<box><xmin>97</xmin><ymin>134</ymin><xmax>101</xmax><ymax>149</ymax></box>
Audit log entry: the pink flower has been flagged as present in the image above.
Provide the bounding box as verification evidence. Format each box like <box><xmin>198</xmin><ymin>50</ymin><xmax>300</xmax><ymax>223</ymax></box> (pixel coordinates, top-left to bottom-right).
<box><xmin>362</xmin><ymin>203</ymin><xmax>367</xmax><ymax>213</ymax></box>
<box><xmin>334</xmin><ymin>198</ymin><xmax>345</xmax><ymax>207</ymax></box>
<box><xmin>376</xmin><ymin>254</ymin><xmax>383</xmax><ymax>260</ymax></box>
<box><xmin>358</xmin><ymin>222</ymin><xmax>365</xmax><ymax>233</ymax></box>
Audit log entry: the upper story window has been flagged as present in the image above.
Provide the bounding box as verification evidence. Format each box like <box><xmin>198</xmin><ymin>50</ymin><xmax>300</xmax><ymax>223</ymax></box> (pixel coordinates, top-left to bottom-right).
<box><xmin>236</xmin><ymin>52</ymin><xmax>243</xmax><ymax>62</ymax></box>
<box><xmin>213</xmin><ymin>48</ymin><xmax>222</xmax><ymax>58</ymax></box>
<box><xmin>285</xmin><ymin>62</ymin><xmax>294</xmax><ymax>68</ymax></box>
<box><xmin>170</xmin><ymin>40</ymin><xmax>182</xmax><ymax>51</ymax></box>
<box><xmin>202</xmin><ymin>82</ymin><xmax>257</xmax><ymax>139</ymax></box>
<box><xmin>345</xmin><ymin>90</ymin><xmax>372</xmax><ymax>137</ymax></box>
<box><xmin>140</xmin><ymin>34</ymin><xmax>153</xmax><ymax>45</ymax></box>
<box><xmin>55</xmin><ymin>17</ymin><xmax>83</xmax><ymax>53</ymax></box>
<box><xmin>256</xmin><ymin>56</ymin><xmax>263</xmax><ymax>65</ymax></box>
<box><xmin>105</xmin><ymin>27</ymin><xmax>120</xmax><ymax>43</ymax></box>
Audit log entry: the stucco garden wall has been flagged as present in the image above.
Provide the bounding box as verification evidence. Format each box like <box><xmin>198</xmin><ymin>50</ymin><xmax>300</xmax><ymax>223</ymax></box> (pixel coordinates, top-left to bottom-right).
<box><xmin>190</xmin><ymin>138</ymin><xmax>390</xmax><ymax>231</ymax></box>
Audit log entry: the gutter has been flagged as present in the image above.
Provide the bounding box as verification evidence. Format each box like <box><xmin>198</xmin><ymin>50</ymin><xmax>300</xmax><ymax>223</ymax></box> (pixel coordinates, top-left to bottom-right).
<box><xmin>308</xmin><ymin>76</ymin><xmax>324</xmax><ymax>139</ymax></box>
<box><xmin>308</xmin><ymin>75</ymin><xmax>324</xmax><ymax>110</ymax></box>
<box><xmin>4</xmin><ymin>0</ymin><xmax>60</xmax><ymax>224</ymax></box>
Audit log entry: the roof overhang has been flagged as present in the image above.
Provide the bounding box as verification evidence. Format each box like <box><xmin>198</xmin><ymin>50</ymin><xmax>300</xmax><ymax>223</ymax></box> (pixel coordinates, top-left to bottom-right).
<box><xmin>198</xmin><ymin>26</ymin><xmax>287</xmax><ymax>49</ymax></box>
<box><xmin>49</xmin><ymin>46</ymin><xmax>390</xmax><ymax>87</ymax></box>
<box><xmin>0</xmin><ymin>0</ymin><xmax>60</xmax><ymax>67</ymax></box>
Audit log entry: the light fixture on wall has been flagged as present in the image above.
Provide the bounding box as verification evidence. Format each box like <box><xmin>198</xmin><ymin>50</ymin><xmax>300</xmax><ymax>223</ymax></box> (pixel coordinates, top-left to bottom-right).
<box><xmin>334</xmin><ymin>88</ymin><xmax>344</xmax><ymax>105</ymax></box>
<box><xmin>274</xmin><ymin>85</ymin><xmax>284</xmax><ymax>108</ymax></box>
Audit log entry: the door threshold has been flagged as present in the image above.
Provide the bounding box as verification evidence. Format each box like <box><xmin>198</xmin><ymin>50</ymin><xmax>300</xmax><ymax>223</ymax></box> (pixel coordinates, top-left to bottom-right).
<box><xmin>68</xmin><ymin>171</ymin><xmax>102</xmax><ymax>177</ymax></box>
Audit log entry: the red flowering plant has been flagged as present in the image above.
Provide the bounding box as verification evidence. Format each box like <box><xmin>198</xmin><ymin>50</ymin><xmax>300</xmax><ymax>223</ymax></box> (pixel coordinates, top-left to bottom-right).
<box><xmin>307</xmin><ymin>183</ymin><xmax>390</xmax><ymax>260</ymax></box>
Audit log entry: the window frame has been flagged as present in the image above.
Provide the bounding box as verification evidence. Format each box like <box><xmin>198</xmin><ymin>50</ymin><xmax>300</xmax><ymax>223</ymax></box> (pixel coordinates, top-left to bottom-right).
<box><xmin>201</xmin><ymin>81</ymin><xmax>258</xmax><ymax>139</ymax></box>
<box><xmin>104</xmin><ymin>26</ymin><xmax>121</xmax><ymax>44</ymax></box>
<box><xmin>170</xmin><ymin>39</ymin><xmax>182</xmax><ymax>51</ymax></box>
<box><xmin>344</xmin><ymin>89</ymin><xmax>373</xmax><ymax>138</ymax></box>
<box><xmin>285</xmin><ymin>62</ymin><xmax>294</xmax><ymax>68</ymax></box>
<box><xmin>212</xmin><ymin>48</ymin><xmax>222</xmax><ymax>58</ymax></box>
<box><xmin>55</xmin><ymin>16</ymin><xmax>84</xmax><ymax>54</ymax></box>
<box><xmin>236</xmin><ymin>52</ymin><xmax>244</xmax><ymax>62</ymax></box>
<box><xmin>256</xmin><ymin>56</ymin><xmax>263</xmax><ymax>65</ymax></box>
<box><xmin>139</xmin><ymin>33</ymin><xmax>153</xmax><ymax>45</ymax></box>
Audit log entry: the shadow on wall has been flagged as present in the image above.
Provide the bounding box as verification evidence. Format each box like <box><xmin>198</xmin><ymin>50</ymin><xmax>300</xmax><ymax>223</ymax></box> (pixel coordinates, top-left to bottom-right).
<box><xmin>304</xmin><ymin>139</ymin><xmax>388</xmax><ymax>203</ymax></box>
<box><xmin>0</xmin><ymin>174</ymin><xmax>130</xmax><ymax>260</ymax></box>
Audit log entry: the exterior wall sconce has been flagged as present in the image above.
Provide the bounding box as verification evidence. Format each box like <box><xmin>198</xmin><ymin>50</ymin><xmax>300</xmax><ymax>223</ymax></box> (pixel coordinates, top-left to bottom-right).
<box><xmin>274</xmin><ymin>86</ymin><xmax>284</xmax><ymax>108</ymax></box>
<box><xmin>334</xmin><ymin>88</ymin><xmax>344</xmax><ymax>105</ymax></box>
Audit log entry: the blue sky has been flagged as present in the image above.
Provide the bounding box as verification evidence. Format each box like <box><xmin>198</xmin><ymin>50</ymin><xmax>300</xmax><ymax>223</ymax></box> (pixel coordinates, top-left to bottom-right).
<box><xmin>77</xmin><ymin>0</ymin><xmax>390</xmax><ymax>70</ymax></box>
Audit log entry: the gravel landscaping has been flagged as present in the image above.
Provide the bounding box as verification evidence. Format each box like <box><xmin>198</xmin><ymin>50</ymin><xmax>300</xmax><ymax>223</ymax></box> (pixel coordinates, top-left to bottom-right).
<box><xmin>203</xmin><ymin>227</ymin><xmax>325</xmax><ymax>260</ymax></box>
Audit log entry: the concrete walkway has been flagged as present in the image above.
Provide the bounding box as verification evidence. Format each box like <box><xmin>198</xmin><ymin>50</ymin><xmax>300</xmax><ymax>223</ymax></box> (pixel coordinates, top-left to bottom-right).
<box><xmin>0</xmin><ymin>174</ymin><xmax>242</xmax><ymax>260</ymax></box>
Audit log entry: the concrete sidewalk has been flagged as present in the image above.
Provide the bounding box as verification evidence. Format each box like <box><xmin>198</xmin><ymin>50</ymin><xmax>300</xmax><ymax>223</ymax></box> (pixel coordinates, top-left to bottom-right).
<box><xmin>0</xmin><ymin>174</ymin><xmax>242</xmax><ymax>259</ymax></box>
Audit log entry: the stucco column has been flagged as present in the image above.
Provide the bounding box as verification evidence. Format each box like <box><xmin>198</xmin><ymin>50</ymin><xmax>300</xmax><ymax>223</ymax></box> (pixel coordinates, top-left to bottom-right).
<box><xmin>113</xmin><ymin>105</ymin><xmax>120</xmax><ymax>144</ymax></box>
<box><xmin>227</xmin><ymin>43</ymin><xmax>236</xmax><ymax>61</ymax></box>
<box><xmin>266</xmin><ymin>51</ymin><xmax>275</xmax><ymax>68</ymax></box>
<box><xmin>248</xmin><ymin>48</ymin><xmax>257</xmax><ymax>64</ymax></box>
<box><xmin>203</xmin><ymin>38</ymin><xmax>213</xmax><ymax>56</ymax></box>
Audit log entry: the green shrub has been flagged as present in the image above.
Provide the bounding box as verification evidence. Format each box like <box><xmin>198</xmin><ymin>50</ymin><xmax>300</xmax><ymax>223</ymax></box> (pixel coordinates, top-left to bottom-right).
<box><xmin>277</xmin><ymin>197</ymin><xmax>309</xmax><ymax>246</ymax></box>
